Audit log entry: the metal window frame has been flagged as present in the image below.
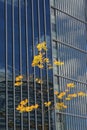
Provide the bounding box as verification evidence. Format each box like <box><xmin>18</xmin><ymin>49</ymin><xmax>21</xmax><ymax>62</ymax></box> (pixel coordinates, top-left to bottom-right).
<box><xmin>18</xmin><ymin>0</ymin><xmax>23</xmax><ymax>129</ymax></box>
<box><xmin>31</xmin><ymin>0</ymin><xmax>38</xmax><ymax>129</ymax></box>
<box><xmin>5</xmin><ymin>0</ymin><xmax>8</xmax><ymax>129</ymax></box>
<box><xmin>24</xmin><ymin>0</ymin><xmax>30</xmax><ymax>129</ymax></box>
<box><xmin>12</xmin><ymin>0</ymin><xmax>16</xmax><ymax>129</ymax></box>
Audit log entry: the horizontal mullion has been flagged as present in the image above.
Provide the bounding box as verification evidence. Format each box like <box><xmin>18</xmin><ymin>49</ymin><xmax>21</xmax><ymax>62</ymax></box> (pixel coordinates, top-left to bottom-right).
<box><xmin>53</xmin><ymin>39</ymin><xmax>87</xmax><ymax>54</ymax></box>
<box><xmin>56</xmin><ymin>111</ymin><xmax>87</xmax><ymax>119</ymax></box>
<box><xmin>55</xmin><ymin>74</ymin><xmax>87</xmax><ymax>86</ymax></box>
<box><xmin>51</xmin><ymin>6</ymin><xmax>87</xmax><ymax>25</ymax></box>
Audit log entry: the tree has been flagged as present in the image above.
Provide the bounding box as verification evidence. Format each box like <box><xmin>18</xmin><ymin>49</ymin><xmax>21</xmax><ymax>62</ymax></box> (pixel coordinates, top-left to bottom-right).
<box><xmin>15</xmin><ymin>42</ymin><xmax>87</xmax><ymax>116</ymax></box>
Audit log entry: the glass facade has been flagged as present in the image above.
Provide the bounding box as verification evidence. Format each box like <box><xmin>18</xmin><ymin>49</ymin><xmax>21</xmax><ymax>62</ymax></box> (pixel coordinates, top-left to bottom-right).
<box><xmin>0</xmin><ymin>0</ymin><xmax>54</xmax><ymax>130</ymax></box>
<box><xmin>0</xmin><ymin>0</ymin><xmax>87</xmax><ymax>130</ymax></box>
<box><xmin>51</xmin><ymin>0</ymin><xmax>87</xmax><ymax>130</ymax></box>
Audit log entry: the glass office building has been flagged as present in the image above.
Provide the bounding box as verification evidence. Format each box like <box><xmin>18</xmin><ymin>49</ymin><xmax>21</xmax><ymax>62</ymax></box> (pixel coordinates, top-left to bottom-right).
<box><xmin>0</xmin><ymin>0</ymin><xmax>54</xmax><ymax>130</ymax></box>
<box><xmin>0</xmin><ymin>0</ymin><xmax>87</xmax><ymax>130</ymax></box>
<box><xmin>51</xmin><ymin>0</ymin><xmax>87</xmax><ymax>130</ymax></box>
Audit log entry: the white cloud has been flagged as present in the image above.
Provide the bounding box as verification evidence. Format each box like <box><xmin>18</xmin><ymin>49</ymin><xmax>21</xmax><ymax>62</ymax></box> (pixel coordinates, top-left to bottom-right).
<box><xmin>56</xmin><ymin>0</ymin><xmax>85</xmax><ymax>20</ymax></box>
<box><xmin>54</xmin><ymin>1</ymin><xmax>87</xmax><ymax>83</ymax></box>
<box><xmin>53</xmin><ymin>1</ymin><xmax>87</xmax><ymax>121</ymax></box>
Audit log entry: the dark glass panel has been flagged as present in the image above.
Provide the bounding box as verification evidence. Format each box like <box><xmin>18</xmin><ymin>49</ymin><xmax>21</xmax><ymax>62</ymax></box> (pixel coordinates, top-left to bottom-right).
<box><xmin>14</xmin><ymin>1</ymin><xmax>21</xmax><ymax>129</ymax></box>
<box><xmin>0</xmin><ymin>0</ymin><xmax>53</xmax><ymax>129</ymax></box>
<box><xmin>7</xmin><ymin>2</ymin><xmax>14</xmax><ymax>129</ymax></box>
<box><xmin>39</xmin><ymin>0</ymin><xmax>44</xmax><ymax>37</ymax></box>
<box><xmin>0</xmin><ymin>1</ymin><xmax>5</xmax><ymax>129</ymax></box>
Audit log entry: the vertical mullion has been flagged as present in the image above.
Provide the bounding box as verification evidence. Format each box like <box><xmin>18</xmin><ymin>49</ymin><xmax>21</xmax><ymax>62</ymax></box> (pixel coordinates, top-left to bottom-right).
<box><xmin>5</xmin><ymin>0</ymin><xmax>8</xmax><ymax>130</ymax></box>
<box><xmin>18</xmin><ymin>0</ymin><xmax>23</xmax><ymax>130</ymax></box>
<box><xmin>37</xmin><ymin>0</ymin><xmax>40</xmax><ymax>41</ymax></box>
<box><xmin>43</xmin><ymin>0</ymin><xmax>50</xmax><ymax>130</ymax></box>
<box><xmin>56</xmin><ymin>0</ymin><xmax>64</xmax><ymax>128</ymax></box>
<box><xmin>12</xmin><ymin>0</ymin><xmax>15</xmax><ymax>129</ymax></box>
<box><xmin>49</xmin><ymin>1</ymin><xmax>56</xmax><ymax>130</ymax></box>
<box><xmin>31</xmin><ymin>0</ymin><xmax>38</xmax><ymax>129</ymax></box>
<box><xmin>24</xmin><ymin>0</ymin><xmax>30</xmax><ymax>129</ymax></box>
<box><xmin>37</xmin><ymin>0</ymin><xmax>44</xmax><ymax>130</ymax></box>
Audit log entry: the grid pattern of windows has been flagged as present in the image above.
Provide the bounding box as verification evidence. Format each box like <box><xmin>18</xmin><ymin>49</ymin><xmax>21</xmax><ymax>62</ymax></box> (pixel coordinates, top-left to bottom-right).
<box><xmin>0</xmin><ymin>0</ymin><xmax>87</xmax><ymax>130</ymax></box>
<box><xmin>0</xmin><ymin>0</ymin><xmax>54</xmax><ymax>130</ymax></box>
<box><xmin>50</xmin><ymin>0</ymin><xmax>87</xmax><ymax>130</ymax></box>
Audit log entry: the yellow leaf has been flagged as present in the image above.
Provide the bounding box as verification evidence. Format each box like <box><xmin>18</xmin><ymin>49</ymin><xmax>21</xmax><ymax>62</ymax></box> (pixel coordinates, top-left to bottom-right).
<box><xmin>16</xmin><ymin>75</ymin><xmax>23</xmax><ymax>81</ymax></box>
<box><xmin>63</xmin><ymin>105</ymin><xmax>67</xmax><ymax>109</ymax></box>
<box><xmin>35</xmin><ymin>78</ymin><xmax>38</xmax><ymax>82</ymax></box>
<box><xmin>67</xmin><ymin>83</ymin><xmax>75</xmax><ymax>88</ymax></box>
<box><xmin>55</xmin><ymin>102</ymin><xmax>67</xmax><ymax>110</ymax></box>
<box><xmin>35</xmin><ymin>78</ymin><xmax>43</xmax><ymax>84</ymax></box>
<box><xmin>54</xmin><ymin>60</ymin><xmax>64</xmax><ymax>66</ymax></box>
<box><xmin>65</xmin><ymin>97</ymin><xmax>71</xmax><ymax>101</ymax></box>
<box><xmin>77</xmin><ymin>92</ymin><xmax>86</xmax><ymax>96</ymax></box>
<box><xmin>16</xmin><ymin>105</ymin><xmax>23</xmax><ymax>111</ymax></box>
<box><xmin>25</xmin><ymin>99</ymin><xmax>28</xmax><ymax>103</ymax></box>
<box><xmin>20</xmin><ymin>99</ymin><xmax>28</xmax><ymax>106</ymax></box>
<box><xmin>67</xmin><ymin>94</ymin><xmax>77</xmax><ymax>98</ymax></box>
<box><xmin>57</xmin><ymin>92</ymin><xmax>66</xmax><ymax>99</ymax></box>
<box><xmin>32</xmin><ymin>54</ymin><xmax>43</xmax><ymax>67</ymax></box>
<box><xmin>37</xmin><ymin>64</ymin><xmax>44</xmax><ymax>69</ymax></box>
<box><xmin>19</xmin><ymin>107</ymin><xmax>26</xmax><ymax>113</ymax></box>
<box><xmin>25</xmin><ymin>106</ymin><xmax>33</xmax><ymax>112</ymax></box>
<box><xmin>14</xmin><ymin>82</ymin><xmax>23</xmax><ymax>86</ymax></box>
<box><xmin>44</xmin><ymin>101</ymin><xmax>51</xmax><ymax>107</ymax></box>
<box><xmin>36</xmin><ymin>41</ymin><xmax>47</xmax><ymax>51</ymax></box>
<box><xmin>44</xmin><ymin>58</ymin><xmax>49</xmax><ymax>63</ymax></box>
<box><xmin>30</xmin><ymin>105</ymin><xmax>35</xmax><ymax>109</ymax></box>
<box><xmin>15</xmin><ymin>77</ymin><xmax>20</xmax><ymax>82</ymax></box>
<box><xmin>34</xmin><ymin>104</ymin><xmax>39</xmax><ymax>109</ymax></box>
<box><xmin>72</xmin><ymin>93</ymin><xmax>77</xmax><ymax>98</ymax></box>
<box><xmin>20</xmin><ymin>101</ymin><xmax>25</xmax><ymax>106</ymax></box>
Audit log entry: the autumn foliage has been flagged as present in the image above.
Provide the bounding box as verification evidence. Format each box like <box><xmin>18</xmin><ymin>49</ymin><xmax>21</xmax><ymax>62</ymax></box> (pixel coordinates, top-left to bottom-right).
<box><xmin>15</xmin><ymin>42</ymin><xmax>87</xmax><ymax>113</ymax></box>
